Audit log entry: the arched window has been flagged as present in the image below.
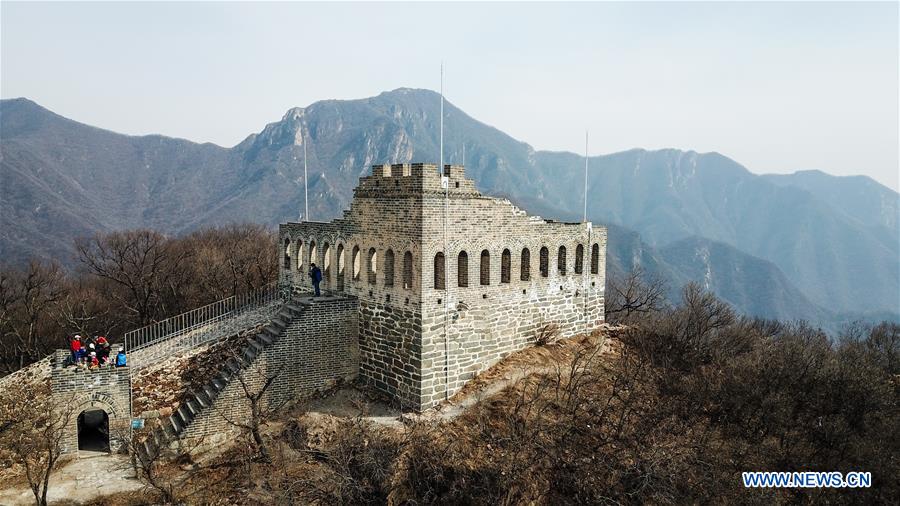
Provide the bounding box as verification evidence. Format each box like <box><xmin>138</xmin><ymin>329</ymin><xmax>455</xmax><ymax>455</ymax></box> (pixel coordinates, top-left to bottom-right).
<box><xmin>434</xmin><ymin>252</ymin><xmax>445</xmax><ymax>290</ymax></box>
<box><xmin>501</xmin><ymin>249</ymin><xmax>511</xmax><ymax>283</ymax></box>
<box><xmin>558</xmin><ymin>246</ymin><xmax>567</xmax><ymax>275</ymax></box>
<box><xmin>403</xmin><ymin>251</ymin><xmax>413</xmax><ymax>289</ymax></box>
<box><xmin>520</xmin><ymin>248</ymin><xmax>531</xmax><ymax>281</ymax></box>
<box><xmin>575</xmin><ymin>244</ymin><xmax>584</xmax><ymax>274</ymax></box>
<box><xmin>367</xmin><ymin>248</ymin><xmax>378</xmax><ymax>285</ymax></box>
<box><xmin>309</xmin><ymin>240</ymin><xmax>318</xmax><ymax>268</ymax></box>
<box><xmin>352</xmin><ymin>246</ymin><xmax>361</xmax><ymax>280</ymax></box>
<box><xmin>297</xmin><ymin>240</ymin><xmax>305</xmax><ymax>271</ymax></box>
<box><xmin>322</xmin><ymin>243</ymin><xmax>332</xmax><ymax>282</ymax></box>
<box><xmin>457</xmin><ymin>251</ymin><xmax>469</xmax><ymax>287</ymax></box>
<box><xmin>480</xmin><ymin>250</ymin><xmax>490</xmax><ymax>285</ymax></box>
<box><xmin>337</xmin><ymin>244</ymin><xmax>345</xmax><ymax>275</ymax></box>
<box><xmin>591</xmin><ymin>243</ymin><xmax>600</xmax><ymax>274</ymax></box>
<box><xmin>540</xmin><ymin>247</ymin><xmax>549</xmax><ymax>278</ymax></box>
<box><xmin>283</xmin><ymin>238</ymin><xmax>291</xmax><ymax>269</ymax></box>
<box><xmin>384</xmin><ymin>249</ymin><xmax>395</xmax><ymax>286</ymax></box>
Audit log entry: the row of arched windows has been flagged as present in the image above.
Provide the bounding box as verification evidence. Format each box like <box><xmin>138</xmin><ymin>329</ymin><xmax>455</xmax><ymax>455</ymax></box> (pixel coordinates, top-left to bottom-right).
<box><xmin>433</xmin><ymin>244</ymin><xmax>600</xmax><ymax>289</ymax></box>
<box><xmin>284</xmin><ymin>237</ymin><xmax>415</xmax><ymax>291</ymax></box>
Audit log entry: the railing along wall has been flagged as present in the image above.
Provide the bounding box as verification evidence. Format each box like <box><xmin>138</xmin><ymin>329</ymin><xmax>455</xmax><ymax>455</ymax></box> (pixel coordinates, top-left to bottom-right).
<box><xmin>124</xmin><ymin>283</ymin><xmax>284</xmax><ymax>370</ymax></box>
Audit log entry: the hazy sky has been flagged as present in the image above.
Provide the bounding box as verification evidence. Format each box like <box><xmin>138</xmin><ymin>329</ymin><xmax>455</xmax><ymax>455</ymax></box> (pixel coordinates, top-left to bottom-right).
<box><xmin>2</xmin><ymin>1</ymin><xmax>898</xmax><ymax>190</ymax></box>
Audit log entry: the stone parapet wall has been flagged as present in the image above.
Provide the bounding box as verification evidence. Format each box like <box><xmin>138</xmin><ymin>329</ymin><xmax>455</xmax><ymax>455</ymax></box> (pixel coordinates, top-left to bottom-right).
<box><xmin>421</xmin><ymin>291</ymin><xmax>604</xmax><ymax>407</ymax></box>
<box><xmin>129</xmin><ymin>299</ymin><xmax>282</xmax><ymax>369</ymax></box>
<box><xmin>51</xmin><ymin>357</ymin><xmax>131</xmax><ymax>454</ymax></box>
<box><xmin>180</xmin><ymin>298</ymin><xmax>359</xmax><ymax>445</ymax></box>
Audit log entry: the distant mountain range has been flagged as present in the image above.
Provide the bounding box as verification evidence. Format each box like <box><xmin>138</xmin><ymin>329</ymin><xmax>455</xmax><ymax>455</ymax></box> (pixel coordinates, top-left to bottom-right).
<box><xmin>1</xmin><ymin>90</ymin><xmax>898</xmax><ymax>331</ymax></box>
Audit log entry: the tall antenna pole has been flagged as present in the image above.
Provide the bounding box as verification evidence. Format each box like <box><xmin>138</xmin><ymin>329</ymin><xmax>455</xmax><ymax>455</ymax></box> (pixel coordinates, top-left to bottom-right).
<box><xmin>583</xmin><ymin>130</ymin><xmax>589</xmax><ymax>222</ymax></box>
<box><xmin>441</xmin><ymin>62</ymin><xmax>450</xmax><ymax>401</ymax></box>
<box><xmin>304</xmin><ymin>125</ymin><xmax>309</xmax><ymax>222</ymax></box>
<box><xmin>583</xmin><ymin>130</ymin><xmax>591</xmax><ymax>324</ymax></box>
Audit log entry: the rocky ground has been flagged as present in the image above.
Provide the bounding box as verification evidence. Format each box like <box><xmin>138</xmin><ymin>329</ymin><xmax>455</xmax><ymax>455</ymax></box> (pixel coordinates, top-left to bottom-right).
<box><xmin>0</xmin><ymin>453</ymin><xmax>142</xmax><ymax>506</ymax></box>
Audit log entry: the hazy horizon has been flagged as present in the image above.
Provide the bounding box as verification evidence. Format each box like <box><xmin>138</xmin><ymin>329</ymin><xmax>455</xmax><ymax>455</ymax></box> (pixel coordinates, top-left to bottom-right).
<box><xmin>2</xmin><ymin>1</ymin><xmax>898</xmax><ymax>190</ymax></box>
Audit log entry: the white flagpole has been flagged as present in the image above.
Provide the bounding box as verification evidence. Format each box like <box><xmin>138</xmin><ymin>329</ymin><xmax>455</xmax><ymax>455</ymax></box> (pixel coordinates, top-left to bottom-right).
<box><xmin>304</xmin><ymin>125</ymin><xmax>309</xmax><ymax>222</ymax></box>
<box><xmin>440</xmin><ymin>62</ymin><xmax>450</xmax><ymax>401</ymax></box>
<box><xmin>583</xmin><ymin>130</ymin><xmax>588</xmax><ymax>223</ymax></box>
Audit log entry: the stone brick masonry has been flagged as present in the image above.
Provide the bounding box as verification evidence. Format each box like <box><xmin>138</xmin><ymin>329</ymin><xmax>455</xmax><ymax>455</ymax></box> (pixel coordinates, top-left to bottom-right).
<box><xmin>50</xmin><ymin>350</ymin><xmax>132</xmax><ymax>454</ymax></box>
<box><xmin>281</xmin><ymin>163</ymin><xmax>606</xmax><ymax>410</ymax></box>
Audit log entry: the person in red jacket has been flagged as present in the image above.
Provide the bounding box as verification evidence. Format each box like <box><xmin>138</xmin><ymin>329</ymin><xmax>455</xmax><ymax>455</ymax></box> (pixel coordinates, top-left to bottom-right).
<box><xmin>96</xmin><ymin>336</ymin><xmax>110</xmax><ymax>364</ymax></box>
<box><xmin>69</xmin><ymin>335</ymin><xmax>82</xmax><ymax>365</ymax></box>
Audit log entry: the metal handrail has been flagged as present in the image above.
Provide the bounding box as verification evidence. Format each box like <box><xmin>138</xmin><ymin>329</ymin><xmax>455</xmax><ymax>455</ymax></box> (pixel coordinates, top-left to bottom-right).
<box><xmin>124</xmin><ymin>282</ymin><xmax>280</xmax><ymax>355</ymax></box>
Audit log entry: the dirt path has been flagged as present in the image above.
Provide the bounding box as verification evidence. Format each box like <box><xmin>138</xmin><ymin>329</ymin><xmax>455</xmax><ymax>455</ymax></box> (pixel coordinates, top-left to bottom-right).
<box><xmin>0</xmin><ymin>453</ymin><xmax>143</xmax><ymax>505</ymax></box>
<box><xmin>301</xmin><ymin>328</ymin><xmax>616</xmax><ymax>427</ymax></box>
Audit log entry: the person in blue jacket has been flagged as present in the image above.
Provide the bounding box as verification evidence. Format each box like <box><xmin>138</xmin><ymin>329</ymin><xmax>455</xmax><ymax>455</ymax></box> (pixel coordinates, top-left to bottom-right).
<box><xmin>309</xmin><ymin>262</ymin><xmax>323</xmax><ymax>297</ymax></box>
<box><xmin>115</xmin><ymin>347</ymin><xmax>127</xmax><ymax>367</ymax></box>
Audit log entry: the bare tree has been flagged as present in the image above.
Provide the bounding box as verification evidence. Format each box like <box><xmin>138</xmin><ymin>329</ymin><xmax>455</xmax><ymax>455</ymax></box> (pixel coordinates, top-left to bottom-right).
<box><xmin>0</xmin><ymin>381</ymin><xmax>75</xmax><ymax>506</ymax></box>
<box><xmin>183</xmin><ymin>224</ymin><xmax>278</xmax><ymax>302</ymax></box>
<box><xmin>52</xmin><ymin>277</ymin><xmax>119</xmax><ymax>340</ymax></box>
<box><xmin>0</xmin><ymin>260</ymin><xmax>66</xmax><ymax>373</ymax></box>
<box><xmin>216</xmin><ymin>354</ymin><xmax>285</xmax><ymax>463</ymax></box>
<box><xmin>75</xmin><ymin>229</ymin><xmax>192</xmax><ymax>326</ymax></box>
<box><xmin>126</xmin><ymin>430</ymin><xmax>208</xmax><ymax>504</ymax></box>
<box><xmin>605</xmin><ymin>266</ymin><xmax>667</xmax><ymax>323</ymax></box>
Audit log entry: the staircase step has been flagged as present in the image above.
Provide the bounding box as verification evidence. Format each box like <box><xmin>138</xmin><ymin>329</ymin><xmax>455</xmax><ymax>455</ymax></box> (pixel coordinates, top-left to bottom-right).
<box><xmin>256</xmin><ymin>332</ymin><xmax>273</xmax><ymax>345</ymax></box>
<box><xmin>186</xmin><ymin>399</ymin><xmax>200</xmax><ymax>416</ymax></box>
<box><xmin>177</xmin><ymin>405</ymin><xmax>193</xmax><ymax>424</ymax></box>
<box><xmin>248</xmin><ymin>338</ymin><xmax>264</xmax><ymax>351</ymax></box>
<box><xmin>162</xmin><ymin>418</ymin><xmax>178</xmax><ymax>438</ymax></box>
<box><xmin>218</xmin><ymin>369</ymin><xmax>233</xmax><ymax>383</ymax></box>
<box><xmin>192</xmin><ymin>390</ymin><xmax>209</xmax><ymax>408</ymax></box>
<box><xmin>210</xmin><ymin>378</ymin><xmax>225</xmax><ymax>392</ymax></box>
<box><xmin>169</xmin><ymin>415</ymin><xmax>182</xmax><ymax>435</ymax></box>
<box><xmin>225</xmin><ymin>359</ymin><xmax>241</xmax><ymax>374</ymax></box>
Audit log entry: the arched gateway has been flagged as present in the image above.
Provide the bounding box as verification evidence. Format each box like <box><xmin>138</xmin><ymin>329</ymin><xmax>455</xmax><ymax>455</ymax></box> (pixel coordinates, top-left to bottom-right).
<box><xmin>51</xmin><ymin>350</ymin><xmax>131</xmax><ymax>455</ymax></box>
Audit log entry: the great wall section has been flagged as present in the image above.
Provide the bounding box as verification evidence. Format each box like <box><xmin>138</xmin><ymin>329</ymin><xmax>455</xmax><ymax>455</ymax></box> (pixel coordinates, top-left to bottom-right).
<box><xmin>28</xmin><ymin>162</ymin><xmax>606</xmax><ymax>460</ymax></box>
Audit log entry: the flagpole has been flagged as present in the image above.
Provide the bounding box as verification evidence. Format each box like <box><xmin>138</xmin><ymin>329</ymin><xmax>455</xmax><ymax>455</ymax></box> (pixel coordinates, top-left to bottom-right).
<box><xmin>304</xmin><ymin>125</ymin><xmax>309</xmax><ymax>222</ymax></box>
<box><xmin>440</xmin><ymin>62</ymin><xmax>450</xmax><ymax>401</ymax></box>
<box><xmin>583</xmin><ymin>130</ymin><xmax>588</xmax><ymax>223</ymax></box>
<box><xmin>583</xmin><ymin>130</ymin><xmax>591</xmax><ymax>322</ymax></box>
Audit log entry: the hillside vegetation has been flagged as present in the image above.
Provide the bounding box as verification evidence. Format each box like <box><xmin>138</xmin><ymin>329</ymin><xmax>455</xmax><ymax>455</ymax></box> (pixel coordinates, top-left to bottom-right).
<box><xmin>26</xmin><ymin>281</ymin><xmax>894</xmax><ymax>506</ymax></box>
<box><xmin>0</xmin><ymin>224</ymin><xmax>276</xmax><ymax>376</ymax></box>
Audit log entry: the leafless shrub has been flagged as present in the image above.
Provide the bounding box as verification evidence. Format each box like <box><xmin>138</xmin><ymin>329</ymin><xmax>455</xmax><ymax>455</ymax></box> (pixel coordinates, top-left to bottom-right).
<box><xmin>534</xmin><ymin>321</ymin><xmax>560</xmax><ymax>346</ymax></box>
<box><xmin>283</xmin><ymin>417</ymin><xmax>401</xmax><ymax>505</ymax></box>
<box><xmin>606</xmin><ymin>265</ymin><xmax>668</xmax><ymax>324</ymax></box>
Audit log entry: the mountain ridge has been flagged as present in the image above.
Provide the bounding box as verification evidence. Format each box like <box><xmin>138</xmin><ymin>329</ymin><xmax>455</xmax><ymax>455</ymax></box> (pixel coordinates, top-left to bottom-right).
<box><xmin>1</xmin><ymin>91</ymin><xmax>897</xmax><ymax>329</ymax></box>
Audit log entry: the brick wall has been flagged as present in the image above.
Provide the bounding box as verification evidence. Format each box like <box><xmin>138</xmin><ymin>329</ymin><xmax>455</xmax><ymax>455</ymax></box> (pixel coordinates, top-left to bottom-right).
<box><xmin>50</xmin><ymin>351</ymin><xmax>132</xmax><ymax>454</ymax></box>
<box><xmin>180</xmin><ymin>298</ymin><xmax>358</xmax><ymax>446</ymax></box>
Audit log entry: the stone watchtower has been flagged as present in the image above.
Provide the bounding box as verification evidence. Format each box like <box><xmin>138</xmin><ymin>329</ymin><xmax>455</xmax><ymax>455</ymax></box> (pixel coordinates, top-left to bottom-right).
<box><xmin>280</xmin><ymin>163</ymin><xmax>606</xmax><ymax>410</ymax></box>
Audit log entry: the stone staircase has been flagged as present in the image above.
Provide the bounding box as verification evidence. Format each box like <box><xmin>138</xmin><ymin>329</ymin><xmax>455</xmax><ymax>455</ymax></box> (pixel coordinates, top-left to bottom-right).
<box><xmin>136</xmin><ymin>298</ymin><xmax>309</xmax><ymax>464</ymax></box>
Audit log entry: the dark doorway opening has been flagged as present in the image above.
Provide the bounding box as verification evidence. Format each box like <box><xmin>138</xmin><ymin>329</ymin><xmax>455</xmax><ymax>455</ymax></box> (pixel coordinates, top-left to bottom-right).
<box><xmin>77</xmin><ymin>409</ymin><xmax>110</xmax><ymax>452</ymax></box>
